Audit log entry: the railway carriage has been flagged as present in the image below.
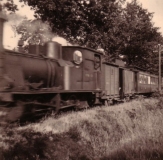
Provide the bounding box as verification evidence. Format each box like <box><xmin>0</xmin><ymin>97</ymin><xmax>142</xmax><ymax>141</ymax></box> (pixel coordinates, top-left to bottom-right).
<box><xmin>119</xmin><ymin>68</ymin><xmax>135</xmax><ymax>98</ymax></box>
<box><xmin>135</xmin><ymin>71</ymin><xmax>159</xmax><ymax>94</ymax></box>
<box><xmin>137</xmin><ymin>71</ymin><xmax>151</xmax><ymax>93</ymax></box>
<box><xmin>150</xmin><ymin>74</ymin><xmax>159</xmax><ymax>92</ymax></box>
<box><xmin>101</xmin><ymin>62</ymin><xmax>119</xmax><ymax>103</ymax></box>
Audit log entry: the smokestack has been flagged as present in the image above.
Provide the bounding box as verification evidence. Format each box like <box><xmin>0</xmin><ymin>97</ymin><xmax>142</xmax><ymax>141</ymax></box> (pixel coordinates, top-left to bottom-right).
<box><xmin>0</xmin><ymin>14</ymin><xmax>7</xmax><ymax>78</ymax></box>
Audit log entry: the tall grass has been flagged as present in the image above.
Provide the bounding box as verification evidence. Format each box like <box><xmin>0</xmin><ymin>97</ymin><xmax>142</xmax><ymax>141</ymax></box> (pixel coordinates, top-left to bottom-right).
<box><xmin>1</xmin><ymin>97</ymin><xmax>163</xmax><ymax>160</ymax></box>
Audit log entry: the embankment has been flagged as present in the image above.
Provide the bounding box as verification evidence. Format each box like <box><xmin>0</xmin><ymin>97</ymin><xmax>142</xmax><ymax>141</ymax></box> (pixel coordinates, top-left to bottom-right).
<box><xmin>1</xmin><ymin>98</ymin><xmax>163</xmax><ymax>160</ymax></box>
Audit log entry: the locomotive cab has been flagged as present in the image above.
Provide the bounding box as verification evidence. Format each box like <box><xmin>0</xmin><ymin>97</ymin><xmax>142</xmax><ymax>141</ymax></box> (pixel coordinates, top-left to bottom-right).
<box><xmin>62</xmin><ymin>46</ymin><xmax>102</xmax><ymax>91</ymax></box>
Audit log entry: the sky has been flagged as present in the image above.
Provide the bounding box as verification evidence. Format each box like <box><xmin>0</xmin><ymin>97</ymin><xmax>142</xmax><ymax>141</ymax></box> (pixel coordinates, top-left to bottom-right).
<box><xmin>2</xmin><ymin>0</ymin><xmax>163</xmax><ymax>49</ymax></box>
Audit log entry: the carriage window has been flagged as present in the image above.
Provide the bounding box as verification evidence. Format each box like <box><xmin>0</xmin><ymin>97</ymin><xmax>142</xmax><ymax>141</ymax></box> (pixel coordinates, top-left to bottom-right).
<box><xmin>131</xmin><ymin>72</ymin><xmax>134</xmax><ymax>82</ymax></box>
<box><xmin>139</xmin><ymin>75</ymin><xmax>141</xmax><ymax>83</ymax></box>
<box><xmin>152</xmin><ymin>77</ymin><xmax>155</xmax><ymax>84</ymax></box>
<box><xmin>140</xmin><ymin>74</ymin><xmax>148</xmax><ymax>84</ymax></box>
<box><xmin>151</xmin><ymin>77</ymin><xmax>156</xmax><ymax>84</ymax></box>
<box><xmin>148</xmin><ymin>76</ymin><xmax>150</xmax><ymax>84</ymax></box>
<box><xmin>139</xmin><ymin>75</ymin><xmax>143</xmax><ymax>83</ymax></box>
<box><xmin>144</xmin><ymin>76</ymin><xmax>147</xmax><ymax>84</ymax></box>
<box><xmin>143</xmin><ymin>75</ymin><xmax>145</xmax><ymax>84</ymax></box>
<box><xmin>94</xmin><ymin>54</ymin><xmax>101</xmax><ymax>69</ymax></box>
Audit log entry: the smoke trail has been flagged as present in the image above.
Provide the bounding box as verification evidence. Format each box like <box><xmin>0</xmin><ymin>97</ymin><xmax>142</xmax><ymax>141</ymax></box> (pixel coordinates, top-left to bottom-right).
<box><xmin>1</xmin><ymin>12</ymin><xmax>69</xmax><ymax>51</ymax></box>
<box><xmin>3</xmin><ymin>13</ymin><xmax>24</xmax><ymax>50</ymax></box>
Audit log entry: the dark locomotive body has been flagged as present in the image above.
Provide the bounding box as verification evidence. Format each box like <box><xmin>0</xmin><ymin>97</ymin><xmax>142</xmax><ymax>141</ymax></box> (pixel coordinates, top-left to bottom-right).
<box><xmin>0</xmin><ymin>42</ymin><xmax>103</xmax><ymax>111</ymax></box>
<box><xmin>0</xmin><ymin>16</ymin><xmax>161</xmax><ymax>119</ymax></box>
<box><xmin>0</xmin><ymin>16</ymin><xmax>104</xmax><ymax>116</ymax></box>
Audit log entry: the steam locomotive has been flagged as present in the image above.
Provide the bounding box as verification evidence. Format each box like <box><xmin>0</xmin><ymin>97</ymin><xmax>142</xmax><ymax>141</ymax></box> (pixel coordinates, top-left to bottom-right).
<box><xmin>0</xmin><ymin>16</ymin><xmax>160</xmax><ymax>120</ymax></box>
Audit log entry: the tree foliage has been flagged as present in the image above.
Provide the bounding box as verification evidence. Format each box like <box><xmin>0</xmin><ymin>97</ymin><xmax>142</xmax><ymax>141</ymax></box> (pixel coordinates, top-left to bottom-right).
<box><xmin>20</xmin><ymin>0</ymin><xmax>163</xmax><ymax>68</ymax></box>
<box><xmin>0</xmin><ymin>0</ymin><xmax>18</xmax><ymax>13</ymax></box>
<box><xmin>1</xmin><ymin>0</ymin><xmax>163</xmax><ymax>73</ymax></box>
<box><xmin>120</xmin><ymin>0</ymin><xmax>163</xmax><ymax>72</ymax></box>
<box><xmin>20</xmin><ymin>0</ymin><xmax>125</xmax><ymax>53</ymax></box>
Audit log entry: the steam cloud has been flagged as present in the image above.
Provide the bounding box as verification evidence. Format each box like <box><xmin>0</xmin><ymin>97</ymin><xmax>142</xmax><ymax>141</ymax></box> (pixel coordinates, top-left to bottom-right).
<box><xmin>3</xmin><ymin>13</ymin><xmax>24</xmax><ymax>50</ymax></box>
<box><xmin>1</xmin><ymin>12</ymin><xmax>69</xmax><ymax>51</ymax></box>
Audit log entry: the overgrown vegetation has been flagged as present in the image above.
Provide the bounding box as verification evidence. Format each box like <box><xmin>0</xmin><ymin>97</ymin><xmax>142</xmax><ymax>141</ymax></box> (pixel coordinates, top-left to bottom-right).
<box><xmin>1</xmin><ymin>97</ymin><xmax>163</xmax><ymax>160</ymax></box>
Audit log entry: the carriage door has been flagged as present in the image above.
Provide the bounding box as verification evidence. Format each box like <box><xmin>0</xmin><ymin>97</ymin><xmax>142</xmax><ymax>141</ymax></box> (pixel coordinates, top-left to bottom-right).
<box><xmin>119</xmin><ymin>68</ymin><xmax>124</xmax><ymax>98</ymax></box>
<box><xmin>134</xmin><ymin>71</ymin><xmax>138</xmax><ymax>92</ymax></box>
<box><xmin>94</xmin><ymin>54</ymin><xmax>101</xmax><ymax>90</ymax></box>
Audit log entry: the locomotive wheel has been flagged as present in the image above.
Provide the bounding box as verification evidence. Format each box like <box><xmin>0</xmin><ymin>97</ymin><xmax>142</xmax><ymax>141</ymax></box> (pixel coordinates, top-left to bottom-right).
<box><xmin>6</xmin><ymin>102</ymin><xmax>25</xmax><ymax>122</ymax></box>
<box><xmin>51</xmin><ymin>93</ymin><xmax>61</xmax><ymax>115</ymax></box>
<box><xmin>104</xmin><ymin>100</ymin><xmax>112</xmax><ymax>107</ymax></box>
<box><xmin>126</xmin><ymin>96</ymin><xmax>130</xmax><ymax>102</ymax></box>
<box><xmin>87</xmin><ymin>94</ymin><xmax>96</xmax><ymax>107</ymax></box>
<box><xmin>55</xmin><ymin>93</ymin><xmax>61</xmax><ymax>114</ymax></box>
<box><xmin>123</xmin><ymin>97</ymin><xmax>130</xmax><ymax>103</ymax></box>
<box><xmin>67</xmin><ymin>95</ymin><xmax>79</xmax><ymax>110</ymax></box>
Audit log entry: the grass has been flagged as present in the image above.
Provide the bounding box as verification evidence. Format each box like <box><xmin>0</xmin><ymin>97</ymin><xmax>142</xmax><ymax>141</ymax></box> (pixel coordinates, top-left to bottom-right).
<box><xmin>1</xmin><ymin>97</ymin><xmax>163</xmax><ymax>160</ymax></box>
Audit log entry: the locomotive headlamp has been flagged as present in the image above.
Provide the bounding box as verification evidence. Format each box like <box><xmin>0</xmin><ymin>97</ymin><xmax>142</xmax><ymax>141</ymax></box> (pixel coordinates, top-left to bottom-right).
<box><xmin>73</xmin><ymin>50</ymin><xmax>82</xmax><ymax>64</ymax></box>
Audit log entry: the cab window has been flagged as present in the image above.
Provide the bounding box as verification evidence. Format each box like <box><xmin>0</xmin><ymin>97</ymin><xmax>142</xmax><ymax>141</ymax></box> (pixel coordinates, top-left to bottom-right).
<box><xmin>94</xmin><ymin>54</ymin><xmax>101</xmax><ymax>70</ymax></box>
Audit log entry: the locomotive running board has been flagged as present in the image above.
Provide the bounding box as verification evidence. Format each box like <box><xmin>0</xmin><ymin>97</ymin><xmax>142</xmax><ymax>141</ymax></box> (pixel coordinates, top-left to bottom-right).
<box><xmin>12</xmin><ymin>89</ymin><xmax>102</xmax><ymax>94</ymax></box>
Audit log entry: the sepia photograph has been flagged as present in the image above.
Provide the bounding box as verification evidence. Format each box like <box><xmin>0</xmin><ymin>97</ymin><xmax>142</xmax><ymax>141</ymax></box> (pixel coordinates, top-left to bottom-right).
<box><xmin>0</xmin><ymin>0</ymin><xmax>163</xmax><ymax>159</ymax></box>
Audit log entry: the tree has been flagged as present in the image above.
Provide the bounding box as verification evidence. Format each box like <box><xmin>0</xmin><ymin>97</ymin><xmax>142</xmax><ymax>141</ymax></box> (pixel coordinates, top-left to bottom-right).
<box><xmin>20</xmin><ymin>0</ymin><xmax>163</xmax><ymax>66</ymax></box>
<box><xmin>0</xmin><ymin>0</ymin><xmax>18</xmax><ymax>13</ymax></box>
<box><xmin>118</xmin><ymin>0</ymin><xmax>163</xmax><ymax>73</ymax></box>
<box><xmin>20</xmin><ymin>0</ymin><xmax>125</xmax><ymax>55</ymax></box>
